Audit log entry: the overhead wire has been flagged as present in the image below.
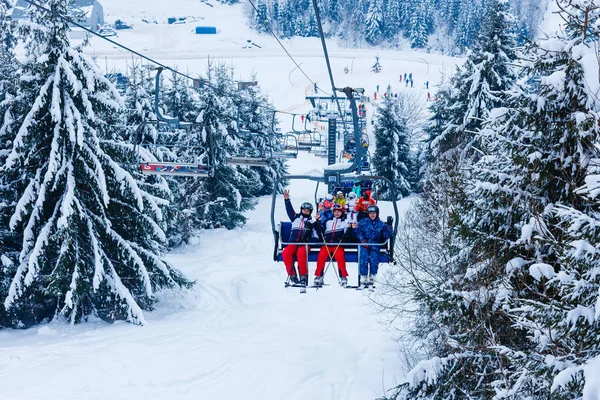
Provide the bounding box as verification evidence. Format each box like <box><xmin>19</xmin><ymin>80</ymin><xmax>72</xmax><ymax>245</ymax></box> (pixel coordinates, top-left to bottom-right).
<box><xmin>310</xmin><ymin>0</ymin><xmax>347</xmax><ymax>134</ymax></box>
<box><xmin>247</xmin><ymin>0</ymin><xmax>332</xmax><ymax>97</ymax></box>
<box><xmin>20</xmin><ymin>0</ymin><xmax>307</xmax><ymax>118</ymax></box>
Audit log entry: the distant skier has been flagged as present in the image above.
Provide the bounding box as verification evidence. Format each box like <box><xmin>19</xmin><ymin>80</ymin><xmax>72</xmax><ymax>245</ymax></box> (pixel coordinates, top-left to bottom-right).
<box><xmin>314</xmin><ymin>83</ymin><xmax>318</xmax><ymax>93</ymax></box>
<box><xmin>354</xmin><ymin>205</ymin><xmax>393</xmax><ymax>288</ymax></box>
<box><xmin>427</xmin><ymin>92</ymin><xmax>431</xmax><ymax>101</ymax></box>
<box><xmin>344</xmin><ymin>66</ymin><xmax>349</xmax><ymax>74</ymax></box>
<box><xmin>282</xmin><ymin>190</ymin><xmax>321</xmax><ymax>286</ymax></box>
<box><xmin>376</xmin><ymin>84</ymin><xmax>380</xmax><ymax>93</ymax></box>
<box><xmin>300</xmin><ymin>114</ymin><xmax>305</xmax><ymax>123</ymax></box>
<box><xmin>425</xmin><ymin>80</ymin><xmax>429</xmax><ymax>89</ymax></box>
<box><xmin>399</xmin><ymin>74</ymin><xmax>402</xmax><ymax>82</ymax></box>
<box><xmin>374</xmin><ymin>92</ymin><xmax>377</xmax><ymax>100</ymax></box>
<box><xmin>404</xmin><ymin>73</ymin><xmax>407</xmax><ymax>81</ymax></box>
<box><xmin>410</xmin><ymin>79</ymin><xmax>413</xmax><ymax>88</ymax></box>
<box><xmin>313</xmin><ymin>205</ymin><xmax>356</xmax><ymax>287</ymax></box>
<box><xmin>409</xmin><ymin>72</ymin><xmax>412</xmax><ymax>80</ymax></box>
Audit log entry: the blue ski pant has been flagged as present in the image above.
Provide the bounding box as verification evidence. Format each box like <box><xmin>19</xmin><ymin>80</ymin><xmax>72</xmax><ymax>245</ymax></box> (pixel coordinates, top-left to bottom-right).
<box><xmin>359</xmin><ymin>246</ymin><xmax>381</xmax><ymax>276</ymax></box>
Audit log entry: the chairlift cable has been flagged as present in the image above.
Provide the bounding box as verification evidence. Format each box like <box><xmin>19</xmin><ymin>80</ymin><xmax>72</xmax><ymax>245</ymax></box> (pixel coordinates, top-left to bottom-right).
<box><xmin>247</xmin><ymin>0</ymin><xmax>332</xmax><ymax>97</ymax></box>
<box><xmin>21</xmin><ymin>0</ymin><xmax>307</xmax><ymax>118</ymax></box>
<box><xmin>310</xmin><ymin>0</ymin><xmax>346</xmax><ymax>133</ymax></box>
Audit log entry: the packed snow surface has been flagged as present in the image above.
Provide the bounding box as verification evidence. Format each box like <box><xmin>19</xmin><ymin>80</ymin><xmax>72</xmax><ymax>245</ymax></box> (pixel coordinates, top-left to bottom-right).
<box><xmin>1</xmin><ymin>0</ymin><xmax>458</xmax><ymax>398</ymax></box>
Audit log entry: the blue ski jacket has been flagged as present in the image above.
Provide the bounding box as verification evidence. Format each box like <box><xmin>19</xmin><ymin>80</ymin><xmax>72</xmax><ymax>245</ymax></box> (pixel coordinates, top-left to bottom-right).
<box><xmin>284</xmin><ymin>199</ymin><xmax>320</xmax><ymax>243</ymax></box>
<box><xmin>354</xmin><ymin>217</ymin><xmax>393</xmax><ymax>249</ymax></box>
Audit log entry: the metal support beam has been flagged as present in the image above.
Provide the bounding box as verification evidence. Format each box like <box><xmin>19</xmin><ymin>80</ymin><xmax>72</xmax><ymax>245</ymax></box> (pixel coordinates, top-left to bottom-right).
<box><xmin>226</xmin><ymin>156</ymin><xmax>270</xmax><ymax>167</ymax></box>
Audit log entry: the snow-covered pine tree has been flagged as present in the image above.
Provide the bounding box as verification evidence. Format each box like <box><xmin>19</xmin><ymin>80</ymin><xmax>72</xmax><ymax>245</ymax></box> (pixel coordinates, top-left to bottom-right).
<box><xmin>271</xmin><ymin>0</ymin><xmax>280</xmax><ymax>27</ymax></box>
<box><xmin>372</xmin><ymin>87</ymin><xmax>412</xmax><ymax>199</ymax></box>
<box><xmin>1</xmin><ymin>0</ymin><xmax>191</xmax><ymax>328</ymax></box>
<box><xmin>425</xmin><ymin>0</ymin><xmax>517</xmax><ymax>167</ymax></box>
<box><xmin>279</xmin><ymin>0</ymin><xmax>297</xmax><ymax>38</ymax></box>
<box><xmin>328</xmin><ymin>0</ymin><xmax>342</xmax><ymax>26</ymax></box>
<box><xmin>176</xmin><ymin>62</ymin><xmax>255</xmax><ymax>233</ymax></box>
<box><xmin>455</xmin><ymin>0</ymin><xmax>483</xmax><ymax>52</ymax></box>
<box><xmin>383</xmin><ymin>0</ymin><xmax>402</xmax><ymax>39</ymax></box>
<box><xmin>365</xmin><ymin>0</ymin><xmax>384</xmax><ymax>45</ymax></box>
<box><xmin>255</xmin><ymin>0</ymin><xmax>270</xmax><ymax>32</ymax></box>
<box><xmin>0</xmin><ymin>0</ymin><xmax>19</xmax><ymax>327</ymax></box>
<box><xmin>409</xmin><ymin>1</ymin><xmax>429</xmax><ymax>48</ymax></box>
<box><xmin>164</xmin><ymin>69</ymin><xmax>200</xmax><ymax>123</ymax></box>
<box><xmin>464</xmin><ymin>1</ymin><xmax>600</xmax><ymax>397</ymax></box>
<box><xmin>396</xmin><ymin>1</ymin><xmax>523</xmax><ymax>397</ymax></box>
<box><xmin>236</xmin><ymin>80</ymin><xmax>288</xmax><ymax>197</ymax></box>
<box><xmin>371</xmin><ymin>56</ymin><xmax>382</xmax><ymax>73</ymax></box>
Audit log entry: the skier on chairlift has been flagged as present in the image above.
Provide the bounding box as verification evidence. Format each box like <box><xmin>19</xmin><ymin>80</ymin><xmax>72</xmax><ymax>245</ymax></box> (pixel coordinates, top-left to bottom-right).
<box><xmin>356</xmin><ymin>190</ymin><xmax>376</xmax><ymax>221</ymax></box>
<box><xmin>354</xmin><ymin>205</ymin><xmax>394</xmax><ymax>288</ymax></box>
<box><xmin>318</xmin><ymin>194</ymin><xmax>335</xmax><ymax>221</ymax></box>
<box><xmin>313</xmin><ymin>204</ymin><xmax>357</xmax><ymax>287</ymax></box>
<box><xmin>282</xmin><ymin>190</ymin><xmax>321</xmax><ymax>286</ymax></box>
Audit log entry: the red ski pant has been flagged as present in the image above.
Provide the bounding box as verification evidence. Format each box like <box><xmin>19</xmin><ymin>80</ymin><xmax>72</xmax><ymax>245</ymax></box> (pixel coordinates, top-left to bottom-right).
<box><xmin>314</xmin><ymin>246</ymin><xmax>348</xmax><ymax>277</ymax></box>
<box><xmin>282</xmin><ymin>244</ymin><xmax>310</xmax><ymax>276</ymax></box>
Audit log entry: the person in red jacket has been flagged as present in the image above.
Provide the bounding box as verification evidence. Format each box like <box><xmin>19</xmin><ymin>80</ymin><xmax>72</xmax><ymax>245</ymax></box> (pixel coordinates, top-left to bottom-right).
<box><xmin>355</xmin><ymin>190</ymin><xmax>376</xmax><ymax>221</ymax></box>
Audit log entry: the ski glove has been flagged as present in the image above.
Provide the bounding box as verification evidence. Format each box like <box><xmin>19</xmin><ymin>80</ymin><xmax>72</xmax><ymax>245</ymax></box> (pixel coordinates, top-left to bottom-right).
<box><xmin>386</xmin><ymin>216</ymin><xmax>393</xmax><ymax>226</ymax></box>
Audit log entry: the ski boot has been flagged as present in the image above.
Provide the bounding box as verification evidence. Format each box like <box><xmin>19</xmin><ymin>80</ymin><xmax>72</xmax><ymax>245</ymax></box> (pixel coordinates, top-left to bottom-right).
<box><xmin>313</xmin><ymin>276</ymin><xmax>324</xmax><ymax>287</ymax></box>
<box><xmin>340</xmin><ymin>277</ymin><xmax>348</xmax><ymax>287</ymax></box>
<box><xmin>299</xmin><ymin>275</ymin><xmax>308</xmax><ymax>287</ymax></box>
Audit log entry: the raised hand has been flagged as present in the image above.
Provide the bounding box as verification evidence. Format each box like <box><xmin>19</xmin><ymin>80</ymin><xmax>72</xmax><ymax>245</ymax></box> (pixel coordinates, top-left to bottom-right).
<box><xmin>283</xmin><ymin>189</ymin><xmax>290</xmax><ymax>200</ymax></box>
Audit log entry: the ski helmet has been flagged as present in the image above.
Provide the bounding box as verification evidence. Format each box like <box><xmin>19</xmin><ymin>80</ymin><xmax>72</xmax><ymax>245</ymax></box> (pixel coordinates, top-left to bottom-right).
<box><xmin>332</xmin><ymin>204</ymin><xmax>345</xmax><ymax>218</ymax></box>
<box><xmin>325</xmin><ymin>194</ymin><xmax>334</xmax><ymax>201</ymax></box>
<box><xmin>367</xmin><ymin>205</ymin><xmax>379</xmax><ymax>215</ymax></box>
<box><xmin>300</xmin><ymin>202</ymin><xmax>313</xmax><ymax>212</ymax></box>
<box><xmin>348</xmin><ymin>192</ymin><xmax>357</xmax><ymax>199</ymax></box>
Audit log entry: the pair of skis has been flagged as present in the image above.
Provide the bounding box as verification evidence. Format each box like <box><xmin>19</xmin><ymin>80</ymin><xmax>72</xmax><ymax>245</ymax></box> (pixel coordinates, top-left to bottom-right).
<box><xmin>284</xmin><ymin>281</ymin><xmax>374</xmax><ymax>293</ymax></box>
<box><xmin>284</xmin><ymin>282</ymin><xmax>330</xmax><ymax>294</ymax></box>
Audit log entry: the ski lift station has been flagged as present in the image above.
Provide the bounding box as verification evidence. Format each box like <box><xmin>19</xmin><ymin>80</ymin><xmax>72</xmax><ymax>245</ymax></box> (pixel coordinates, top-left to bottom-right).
<box><xmin>11</xmin><ymin>0</ymin><xmax>105</xmax><ymax>32</ymax></box>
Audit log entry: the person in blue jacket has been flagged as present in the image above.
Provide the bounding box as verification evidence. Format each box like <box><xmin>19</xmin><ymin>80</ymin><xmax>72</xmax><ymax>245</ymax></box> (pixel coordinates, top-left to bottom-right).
<box><xmin>354</xmin><ymin>205</ymin><xmax>393</xmax><ymax>287</ymax></box>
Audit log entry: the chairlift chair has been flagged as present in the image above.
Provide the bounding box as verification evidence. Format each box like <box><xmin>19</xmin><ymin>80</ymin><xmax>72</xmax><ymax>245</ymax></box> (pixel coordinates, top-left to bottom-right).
<box><xmin>270</xmin><ymin>86</ymin><xmax>400</xmax><ymax>287</ymax></box>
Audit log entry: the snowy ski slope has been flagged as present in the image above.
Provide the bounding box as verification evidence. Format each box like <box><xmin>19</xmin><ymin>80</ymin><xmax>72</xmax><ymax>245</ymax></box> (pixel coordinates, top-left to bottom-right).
<box><xmin>1</xmin><ymin>1</ymin><xmax>461</xmax><ymax>399</ymax></box>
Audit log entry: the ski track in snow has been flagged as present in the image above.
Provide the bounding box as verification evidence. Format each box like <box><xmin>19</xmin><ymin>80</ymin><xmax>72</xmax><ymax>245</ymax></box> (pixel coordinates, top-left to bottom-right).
<box><xmin>0</xmin><ymin>155</ymin><xmax>409</xmax><ymax>400</ymax></box>
<box><xmin>1</xmin><ymin>1</ymin><xmax>435</xmax><ymax>398</ymax></box>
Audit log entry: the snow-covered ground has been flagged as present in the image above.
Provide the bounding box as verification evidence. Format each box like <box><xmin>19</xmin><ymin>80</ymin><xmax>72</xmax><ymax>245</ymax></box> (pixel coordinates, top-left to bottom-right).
<box><xmin>1</xmin><ymin>1</ymin><xmax>460</xmax><ymax>399</ymax></box>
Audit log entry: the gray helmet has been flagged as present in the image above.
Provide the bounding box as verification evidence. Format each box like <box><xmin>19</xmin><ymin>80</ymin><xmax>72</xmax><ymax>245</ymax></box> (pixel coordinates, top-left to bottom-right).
<box><xmin>300</xmin><ymin>202</ymin><xmax>313</xmax><ymax>212</ymax></box>
<box><xmin>367</xmin><ymin>205</ymin><xmax>379</xmax><ymax>215</ymax></box>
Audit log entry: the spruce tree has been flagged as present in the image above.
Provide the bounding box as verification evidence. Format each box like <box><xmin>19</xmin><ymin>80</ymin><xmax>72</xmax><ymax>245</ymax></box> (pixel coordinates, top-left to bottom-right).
<box><xmin>0</xmin><ymin>0</ymin><xmax>20</xmax><ymax>327</ymax></box>
<box><xmin>255</xmin><ymin>0</ymin><xmax>270</xmax><ymax>32</ymax></box>
<box><xmin>365</xmin><ymin>0</ymin><xmax>384</xmax><ymax>45</ymax></box>
<box><xmin>398</xmin><ymin>1</ymin><xmax>523</xmax><ymax>397</ymax></box>
<box><xmin>164</xmin><ymin>69</ymin><xmax>199</xmax><ymax>123</ymax></box>
<box><xmin>1</xmin><ymin>0</ymin><xmax>191</xmax><ymax>327</ymax></box>
<box><xmin>372</xmin><ymin>88</ymin><xmax>412</xmax><ymax>199</ymax></box>
<box><xmin>177</xmin><ymin>63</ymin><xmax>255</xmax><ymax>233</ymax></box>
<box><xmin>409</xmin><ymin>1</ymin><xmax>429</xmax><ymax>49</ymax></box>
<box><xmin>469</xmin><ymin>1</ymin><xmax>600</xmax><ymax>396</ymax></box>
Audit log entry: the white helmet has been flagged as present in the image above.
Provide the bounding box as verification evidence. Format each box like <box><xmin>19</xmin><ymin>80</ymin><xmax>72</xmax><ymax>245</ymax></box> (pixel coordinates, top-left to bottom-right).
<box><xmin>348</xmin><ymin>192</ymin><xmax>357</xmax><ymax>199</ymax></box>
<box><xmin>325</xmin><ymin>194</ymin><xmax>334</xmax><ymax>201</ymax></box>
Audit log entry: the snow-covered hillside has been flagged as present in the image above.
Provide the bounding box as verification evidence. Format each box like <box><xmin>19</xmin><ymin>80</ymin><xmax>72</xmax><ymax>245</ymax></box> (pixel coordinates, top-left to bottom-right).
<box><xmin>0</xmin><ymin>1</ymin><xmax>461</xmax><ymax>399</ymax></box>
